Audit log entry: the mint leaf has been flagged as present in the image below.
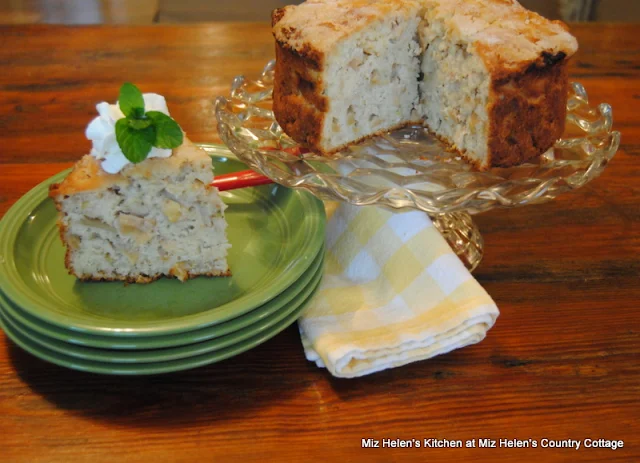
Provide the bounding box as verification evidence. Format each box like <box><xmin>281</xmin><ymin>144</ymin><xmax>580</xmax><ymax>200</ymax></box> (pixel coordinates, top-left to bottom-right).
<box><xmin>114</xmin><ymin>84</ymin><xmax>183</xmax><ymax>163</ymax></box>
<box><xmin>128</xmin><ymin>118</ymin><xmax>152</xmax><ymax>130</ymax></box>
<box><xmin>119</xmin><ymin>82</ymin><xmax>145</xmax><ymax>119</ymax></box>
<box><xmin>115</xmin><ymin>118</ymin><xmax>155</xmax><ymax>163</ymax></box>
<box><xmin>147</xmin><ymin>111</ymin><xmax>183</xmax><ymax>149</ymax></box>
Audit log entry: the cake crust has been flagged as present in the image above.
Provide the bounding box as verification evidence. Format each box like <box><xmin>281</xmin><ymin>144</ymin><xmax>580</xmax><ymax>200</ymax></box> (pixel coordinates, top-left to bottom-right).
<box><xmin>68</xmin><ymin>269</ymin><xmax>232</xmax><ymax>284</ymax></box>
<box><xmin>272</xmin><ymin>34</ymin><xmax>327</xmax><ymax>151</ymax></box>
<box><xmin>486</xmin><ymin>56</ymin><xmax>569</xmax><ymax>168</ymax></box>
<box><xmin>272</xmin><ymin>1</ymin><xmax>417</xmax><ymax>57</ymax></box>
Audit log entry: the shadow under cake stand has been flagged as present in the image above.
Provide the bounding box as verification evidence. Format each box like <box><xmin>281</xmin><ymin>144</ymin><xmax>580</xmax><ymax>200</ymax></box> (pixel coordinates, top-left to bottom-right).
<box><xmin>215</xmin><ymin>60</ymin><xmax>620</xmax><ymax>271</ymax></box>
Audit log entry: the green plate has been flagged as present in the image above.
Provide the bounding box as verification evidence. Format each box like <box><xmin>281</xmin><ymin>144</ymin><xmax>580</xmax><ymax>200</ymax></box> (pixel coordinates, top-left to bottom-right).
<box><xmin>0</xmin><ymin>144</ymin><xmax>325</xmax><ymax>337</ymax></box>
<box><xmin>0</xmin><ymin>257</ymin><xmax>322</xmax><ymax>363</ymax></box>
<box><xmin>0</xmin><ymin>247</ymin><xmax>324</xmax><ymax>350</ymax></box>
<box><xmin>0</xmin><ymin>277</ymin><xmax>319</xmax><ymax>375</ymax></box>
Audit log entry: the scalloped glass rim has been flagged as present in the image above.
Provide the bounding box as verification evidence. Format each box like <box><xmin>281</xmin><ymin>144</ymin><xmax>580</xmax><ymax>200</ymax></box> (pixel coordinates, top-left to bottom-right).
<box><xmin>215</xmin><ymin>60</ymin><xmax>620</xmax><ymax>214</ymax></box>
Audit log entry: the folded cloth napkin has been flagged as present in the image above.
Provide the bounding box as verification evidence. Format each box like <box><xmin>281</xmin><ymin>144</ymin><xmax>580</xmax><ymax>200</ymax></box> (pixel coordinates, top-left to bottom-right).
<box><xmin>298</xmin><ymin>203</ymin><xmax>499</xmax><ymax>378</ymax></box>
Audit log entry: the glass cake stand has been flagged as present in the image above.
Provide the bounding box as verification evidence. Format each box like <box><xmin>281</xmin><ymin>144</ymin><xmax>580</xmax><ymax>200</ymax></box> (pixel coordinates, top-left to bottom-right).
<box><xmin>215</xmin><ymin>60</ymin><xmax>621</xmax><ymax>271</ymax></box>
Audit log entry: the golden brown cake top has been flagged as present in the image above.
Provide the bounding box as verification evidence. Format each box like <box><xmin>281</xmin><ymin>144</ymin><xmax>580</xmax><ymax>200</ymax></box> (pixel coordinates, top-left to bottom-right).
<box><xmin>273</xmin><ymin>0</ymin><xmax>420</xmax><ymax>56</ymax></box>
<box><xmin>423</xmin><ymin>0</ymin><xmax>578</xmax><ymax>73</ymax></box>
<box><xmin>49</xmin><ymin>155</ymin><xmax>124</xmax><ymax>197</ymax></box>
<box><xmin>274</xmin><ymin>0</ymin><xmax>578</xmax><ymax>73</ymax></box>
<box><xmin>49</xmin><ymin>139</ymin><xmax>211</xmax><ymax>197</ymax></box>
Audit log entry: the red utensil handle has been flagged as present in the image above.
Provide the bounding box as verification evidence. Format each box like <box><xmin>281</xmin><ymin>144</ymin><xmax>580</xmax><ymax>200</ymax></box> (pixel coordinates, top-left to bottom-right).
<box><xmin>211</xmin><ymin>170</ymin><xmax>274</xmax><ymax>191</ymax></box>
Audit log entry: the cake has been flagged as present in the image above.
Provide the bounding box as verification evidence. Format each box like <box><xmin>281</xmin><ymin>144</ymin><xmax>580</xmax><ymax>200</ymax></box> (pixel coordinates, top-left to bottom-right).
<box><xmin>49</xmin><ymin>92</ymin><xmax>231</xmax><ymax>283</ymax></box>
<box><xmin>272</xmin><ymin>0</ymin><xmax>579</xmax><ymax>170</ymax></box>
<box><xmin>273</xmin><ymin>0</ymin><xmax>423</xmax><ymax>153</ymax></box>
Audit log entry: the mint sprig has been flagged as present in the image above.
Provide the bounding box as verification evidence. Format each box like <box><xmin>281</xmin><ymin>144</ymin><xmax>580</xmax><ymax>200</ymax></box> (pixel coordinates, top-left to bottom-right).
<box><xmin>114</xmin><ymin>83</ymin><xmax>184</xmax><ymax>163</ymax></box>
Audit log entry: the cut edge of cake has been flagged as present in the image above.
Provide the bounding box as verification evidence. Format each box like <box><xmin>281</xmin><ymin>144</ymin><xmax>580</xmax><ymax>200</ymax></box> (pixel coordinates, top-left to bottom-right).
<box><xmin>272</xmin><ymin>0</ymin><xmax>423</xmax><ymax>154</ymax></box>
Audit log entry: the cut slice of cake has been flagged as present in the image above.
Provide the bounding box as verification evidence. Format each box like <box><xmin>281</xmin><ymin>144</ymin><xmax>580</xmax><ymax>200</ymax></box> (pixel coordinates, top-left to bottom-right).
<box><xmin>418</xmin><ymin>0</ymin><xmax>578</xmax><ymax>168</ymax></box>
<box><xmin>272</xmin><ymin>0</ymin><xmax>423</xmax><ymax>153</ymax></box>
<box><xmin>49</xmin><ymin>139</ymin><xmax>231</xmax><ymax>283</ymax></box>
<box><xmin>272</xmin><ymin>0</ymin><xmax>579</xmax><ymax>170</ymax></box>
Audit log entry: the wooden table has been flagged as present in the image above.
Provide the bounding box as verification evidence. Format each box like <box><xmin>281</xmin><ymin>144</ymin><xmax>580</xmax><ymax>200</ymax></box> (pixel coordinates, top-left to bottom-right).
<box><xmin>0</xmin><ymin>23</ymin><xmax>638</xmax><ymax>463</ymax></box>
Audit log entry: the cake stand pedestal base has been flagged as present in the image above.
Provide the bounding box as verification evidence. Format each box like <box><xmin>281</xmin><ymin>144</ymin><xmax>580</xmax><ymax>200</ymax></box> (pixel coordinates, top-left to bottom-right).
<box><xmin>430</xmin><ymin>212</ymin><xmax>484</xmax><ymax>272</ymax></box>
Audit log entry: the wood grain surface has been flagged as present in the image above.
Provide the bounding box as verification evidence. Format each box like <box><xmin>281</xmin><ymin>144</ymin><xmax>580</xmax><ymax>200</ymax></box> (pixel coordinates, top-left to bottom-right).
<box><xmin>0</xmin><ymin>23</ymin><xmax>638</xmax><ymax>463</ymax></box>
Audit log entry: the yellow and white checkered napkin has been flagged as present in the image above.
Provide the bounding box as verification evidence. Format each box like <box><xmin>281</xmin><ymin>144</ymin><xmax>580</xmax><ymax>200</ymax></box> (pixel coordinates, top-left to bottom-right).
<box><xmin>298</xmin><ymin>203</ymin><xmax>499</xmax><ymax>378</ymax></box>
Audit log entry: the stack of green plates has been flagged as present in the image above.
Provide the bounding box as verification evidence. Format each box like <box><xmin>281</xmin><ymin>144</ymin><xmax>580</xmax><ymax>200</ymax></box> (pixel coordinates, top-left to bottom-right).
<box><xmin>0</xmin><ymin>145</ymin><xmax>326</xmax><ymax>375</ymax></box>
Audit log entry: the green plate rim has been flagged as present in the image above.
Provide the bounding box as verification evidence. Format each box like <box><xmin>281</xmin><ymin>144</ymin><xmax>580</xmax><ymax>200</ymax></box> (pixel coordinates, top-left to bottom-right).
<box><xmin>0</xmin><ymin>277</ymin><xmax>319</xmax><ymax>376</ymax></box>
<box><xmin>0</xmin><ymin>248</ymin><xmax>323</xmax><ymax>351</ymax></box>
<box><xmin>0</xmin><ymin>257</ymin><xmax>322</xmax><ymax>363</ymax></box>
<box><xmin>0</xmin><ymin>145</ymin><xmax>325</xmax><ymax>336</ymax></box>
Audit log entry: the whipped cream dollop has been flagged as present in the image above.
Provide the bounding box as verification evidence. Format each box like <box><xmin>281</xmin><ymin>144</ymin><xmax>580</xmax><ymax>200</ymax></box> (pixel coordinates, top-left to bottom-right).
<box><xmin>85</xmin><ymin>93</ymin><xmax>174</xmax><ymax>174</ymax></box>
